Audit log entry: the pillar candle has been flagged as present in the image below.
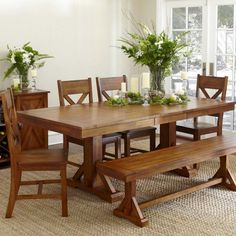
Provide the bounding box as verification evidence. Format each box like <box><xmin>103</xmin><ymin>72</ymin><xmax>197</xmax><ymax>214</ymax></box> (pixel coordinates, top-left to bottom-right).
<box><xmin>31</xmin><ymin>69</ymin><xmax>38</xmax><ymax>77</ymax></box>
<box><xmin>142</xmin><ymin>72</ymin><xmax>150</xmax><ymax>89</ymax></box>
<box><xmin>181</xmin><ymin>71</ymin><xmax>188</xmax><ymax>80</ymax></box>
<box><xmin>121</xmin><ymin>82</ymin><xmax>127</xmax><ymax>93</ymax></box>
<box><xmin>130</xmin><ymin>77</ymin><xmax>139</xmax><ymax>93</ymax></box>
<box><xmin>13</xmin><ymin>78</ymin><xmax>20</xmax><ymax>88</ymax></box>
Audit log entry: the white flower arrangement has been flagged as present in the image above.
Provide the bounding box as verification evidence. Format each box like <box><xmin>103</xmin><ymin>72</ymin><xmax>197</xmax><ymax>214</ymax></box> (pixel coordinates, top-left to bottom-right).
<box><xmin>1</xmin><ymin>42</ymin><xmax>52</xmax><ymax>81</ymax></box>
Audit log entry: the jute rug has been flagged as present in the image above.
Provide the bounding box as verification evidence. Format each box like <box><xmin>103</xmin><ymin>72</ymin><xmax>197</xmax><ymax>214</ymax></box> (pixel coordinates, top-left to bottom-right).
<box><xmin>0</xmin><ymin>140</ymin><xmax>236</xmax><ymax>236</ymax></box>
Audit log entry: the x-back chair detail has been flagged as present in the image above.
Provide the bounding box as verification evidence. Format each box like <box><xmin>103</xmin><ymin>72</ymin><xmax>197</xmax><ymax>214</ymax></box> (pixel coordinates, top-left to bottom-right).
<box><xmin>57</xmin><ymin>78</ymin><xmax>121</xmax><ymax>166</ymax></box>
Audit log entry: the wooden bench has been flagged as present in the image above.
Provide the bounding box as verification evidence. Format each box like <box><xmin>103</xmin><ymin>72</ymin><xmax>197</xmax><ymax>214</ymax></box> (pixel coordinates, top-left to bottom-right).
<box><xmin>96</xmin><ymin>135</ymin><xmax>236</xmax><ymax>227</ymax></box>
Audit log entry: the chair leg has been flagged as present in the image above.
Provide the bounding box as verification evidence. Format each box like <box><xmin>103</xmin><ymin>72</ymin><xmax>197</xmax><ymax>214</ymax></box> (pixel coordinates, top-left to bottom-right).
<box><xmin>102</xmin><ymin>143</ymin><xmax>106</xmax><ymax>159</ymax></box>
<box><xmin>63</xmin><ymin>136</ymin><xmax>69</xmax><ymax>156</ymax></box>
<box><xmin>60</xmin><ymin>167</ymin><xmax>68</xmax><ymax>217</ymax></box>
<box><xmin>193</xmin><ymin>132</ymin><xmax>200</xmax><ymax>171</ymax></box>
<box><xmin>124</xmin><ymin>134</ymin><xmax>131</xmax><ymax>157</ymax></box>
<box><xmin>6</xmin><ymin>168</ymin><xmax>21</xmax><ymax>218</ymax></box>
<box><xmin>115</xmin><ymin>137</ymin><xmax>121</xmax><ymax>159</ymax></box>
<box><xmin>149</xmin><ymin>130</ymin><xmax>156</xmax><ymax>151</ymax></box>
<box><xmin>193</xmin><ymin>132</ymin><xmax>200</xmax><ymax>141</ymax></box>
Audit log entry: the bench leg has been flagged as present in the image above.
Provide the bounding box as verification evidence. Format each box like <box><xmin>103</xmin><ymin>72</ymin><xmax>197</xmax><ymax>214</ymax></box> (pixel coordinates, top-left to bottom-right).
<box><xmin>113</xmin><ymin>181</ymin><xmax>148</xmax><ymax>227</ymax></box>
<box><xmin>211</xmin><ymin>155</ymin><xmax>236</xmax><ymax>191</ymax></box>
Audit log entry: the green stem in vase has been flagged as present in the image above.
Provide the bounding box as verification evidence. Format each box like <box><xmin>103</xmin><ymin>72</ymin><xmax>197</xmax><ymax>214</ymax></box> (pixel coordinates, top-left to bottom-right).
<box><xmin>149</xmin><ymin>67</ymin><xmax>165</xmax><ymax>95</ymax></box>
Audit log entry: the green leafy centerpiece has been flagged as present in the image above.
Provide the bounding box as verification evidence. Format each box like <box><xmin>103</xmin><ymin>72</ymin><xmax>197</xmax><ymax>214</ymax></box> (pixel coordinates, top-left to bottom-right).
<box><xmin>150</xmin><ymin>90</ymin><xmax>189</xmax><ymax>105</ymax></box>
<box><xmin>106</xmin><ymin>96</ymin><xmax>128</xmax><ymax>106</ymax></box>
<box><xmin>120</xmin><ymin>23</ymin><xmax>188</xmax><ymax>95</ymax></box>
<box><xmin>106</xmin><ymin>90</ymin><xmax>189</xmax><ymax>107</ymax></box>
<box><xmin>127</xmin><ymin>92</ymin><xmax>144</xmax><ymax>105</ymax></box>
<box><xmin>1</xmin><ymin>42</ymin><xmax>52</xmax><ymax>90</ymax></box>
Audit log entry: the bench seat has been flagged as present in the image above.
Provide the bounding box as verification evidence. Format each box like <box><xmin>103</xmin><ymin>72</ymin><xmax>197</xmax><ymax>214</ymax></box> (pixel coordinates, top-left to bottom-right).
<box><xmin>97</xmin><ymin>135</ymin><xmax>236</xmax><ymax>227</ymax></box>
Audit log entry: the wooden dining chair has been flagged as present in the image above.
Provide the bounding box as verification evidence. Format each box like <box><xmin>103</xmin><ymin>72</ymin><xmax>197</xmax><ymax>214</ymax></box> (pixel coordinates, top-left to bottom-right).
<box><xmin>96</xmin><ymin>75</ymin><xmax>156</xmax><ymax>157</ymax></box>
<box><xmin>57</xmin><ymin>79</ymin><xmax>121</xmax><ymax>165</ymax></box>
<box><xmin>2</xmin><ymin>89</ymin><xmax>68</xmax><ymax>218</ymax></box>
<box><xmin>176</xmin><ymin>74</ymin><xmax>228</xmax><ymax>140</ymax></box>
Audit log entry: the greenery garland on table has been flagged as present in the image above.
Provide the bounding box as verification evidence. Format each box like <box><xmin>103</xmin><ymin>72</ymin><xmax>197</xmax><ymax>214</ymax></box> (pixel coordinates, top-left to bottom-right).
<box><xmin>127</xmin><ymin>92</ymin><xmax>144</xmax><ymax>105</ymax></box>
<box><xmin>150</xmin><ymin>92</ymin><xmax>189</xmax><ymax>105</ymax></box>
<box><xmin>106</xmin><ymin>97</ymin><xmax>128</xmax><ymax>106</ymax></box>
<box><xmin>106</xmin><ymin>91</ymin><xmax>189</xmax><ymax>106</ymax></box>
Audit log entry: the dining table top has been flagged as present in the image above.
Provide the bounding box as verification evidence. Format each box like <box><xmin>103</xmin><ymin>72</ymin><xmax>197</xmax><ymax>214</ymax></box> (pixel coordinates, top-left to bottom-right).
<box><xmin>16</xmin><ymin>96</ymin><xmax>236</xmax><ymax>202</ymax></box>
<box><xmin>17</xmin><ymin>97</ymin><xmax>235</xmax><ymax>139</ymax></box>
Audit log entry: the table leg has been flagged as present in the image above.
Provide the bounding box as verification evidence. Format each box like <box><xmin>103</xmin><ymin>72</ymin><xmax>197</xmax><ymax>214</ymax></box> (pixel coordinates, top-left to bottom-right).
<box><xmin>159</xmin><ymin>122</ymin><xmax>176</xmax><ymax>148</ymax></box>
<box><xmin>159</xmin><ymin>122</ymin><xmax>197</xmax><ymax>177</ymax></box>
<box><xmin>68</xmin><ymin>136</ymin><xmax>123</xmax><ymax>203</ymax></box>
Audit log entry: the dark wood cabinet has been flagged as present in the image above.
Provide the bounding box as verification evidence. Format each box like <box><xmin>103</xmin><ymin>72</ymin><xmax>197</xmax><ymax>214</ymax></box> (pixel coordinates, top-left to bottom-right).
<box><xmin>0</xmin><ymin>89</ymin><xmax>49</xmax><ymax>164</ymax></box>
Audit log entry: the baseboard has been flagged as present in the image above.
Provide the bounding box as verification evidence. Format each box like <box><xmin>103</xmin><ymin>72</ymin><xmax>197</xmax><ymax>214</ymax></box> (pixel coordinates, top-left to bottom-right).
<box><xmin>48</xmin><ymin>131</ymin><xmax>63</xmax><ymax>145</ymax></box>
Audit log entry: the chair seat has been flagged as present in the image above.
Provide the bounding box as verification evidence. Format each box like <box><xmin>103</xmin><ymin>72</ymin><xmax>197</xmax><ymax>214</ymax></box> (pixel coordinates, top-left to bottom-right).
<box><xmin>103</xmin><ymin>133</ymin><xmax>122</xmax><ymax>145</ymax></box>
<box><xmin>18</xmin><ymin>149</ymin><xmax>67</xmax><ymax>169</ymax></box>
<box><xmin>66</xmin><ymin>136</ymin><xmax>84</xmax><ymax>146</ymax></box>
<box><xmin>66</xmin><ymin>133</ymin><xmax>121</xmax><ymax>146</ymax></box>
<box><xmin>177</xmin><ymin>120</ymin><xmax>217</xmax><ymax>130</ymax></box>
<box><xmin>121</xmin><ymin>127</ymin><xmax>156</xmax><ymax>138</ymax></box>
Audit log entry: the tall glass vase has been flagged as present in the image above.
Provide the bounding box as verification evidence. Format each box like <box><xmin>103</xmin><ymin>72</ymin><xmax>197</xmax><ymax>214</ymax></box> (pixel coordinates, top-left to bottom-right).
<box><xmin>20</xmin><ymin>71</ymin><xmax>29</xmax><ymax>90</ymax></box>
<box><xmin>149</xmin><ymin>67</ymin><xmax>165</xmax><ymax>98</ymax></box>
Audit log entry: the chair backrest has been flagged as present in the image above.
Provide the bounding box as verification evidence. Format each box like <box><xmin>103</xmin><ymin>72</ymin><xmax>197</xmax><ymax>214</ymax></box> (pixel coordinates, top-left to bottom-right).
<box><xmin>196</xmin><ymin>74</ymin><xmax>228</xmax><ymax>100</ymax></box>
<box><xmin>1</xmin><ymin>89</ymin><xmax>21</xmax><ymax>159</ymax></box>
<box><xmin>96</xmin><ymin>75</ymin><xmax>127</xmax><ymax>102</ymax></box>
<box><xmin>57</xmin><ymin>78</ymin><xmax>93</xmax><ymax>106</ymax></box>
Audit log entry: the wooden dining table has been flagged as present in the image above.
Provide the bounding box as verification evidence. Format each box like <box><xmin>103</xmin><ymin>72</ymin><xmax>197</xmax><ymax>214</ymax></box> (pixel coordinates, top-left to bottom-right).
<box><xmin>17</xmin><ymin>97</ymin><xmax>235</xmax><ymax>202</ymax></box>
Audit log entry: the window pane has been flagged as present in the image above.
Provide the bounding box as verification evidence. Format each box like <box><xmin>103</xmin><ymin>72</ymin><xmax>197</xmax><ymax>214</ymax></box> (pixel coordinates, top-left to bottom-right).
<box><xmin>217</xmin><ymin>5</ymin><xmax>234</xmax><ymax>28</ymax></box>
<box><xmin>172</xmin><ymin>30</ymin><xmax>186</xmax><ymax>43</ymax></box>
<box><xmin>188</xmin><ymin>30</ymin><xmax>202</xmax><ymax>53</ymax></box>
<box><xmin>216</xmin><ymin>55</ymin><xmax>233</xmax><ymax>79</ymax></box>
<box><xmin>172</xmin><ymin>57</ymin><xmax>185</xmax><ymax>74</ymax></box>
<box><xmin>173</xmin><ymin>8</ymin><xmax>186</xmax><ymax>29</ymax></box>
<box><xmin>187</xmin><ymin>55</ymin><xmax>202</xmax><ymax>74</ymax></box>
<box><xmin>217</xmin><ymin>30</ymin><xmax>234</xmax><ymax>54</ymax></box>
<box><xmin>226</xmin><ymin>81</ymin><xmax>233</xmax><ymax>101</ymax></box>
<box><xmin>223</xmin><ymin>111</ymin><xmax>233</xmax><ymax>130</ymax></box>
<box><xmin>188</xmin><ymin>7</ymin><xmax>202</xmax><ymax>29</ymax></box>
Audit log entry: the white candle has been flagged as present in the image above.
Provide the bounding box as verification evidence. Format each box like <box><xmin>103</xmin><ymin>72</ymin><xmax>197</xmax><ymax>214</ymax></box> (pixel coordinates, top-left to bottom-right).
<box><xmin>13</xmin><ymin>78</ymin><xmax>20</xmax><ymax>88</ymax></box>
<box><xmin>130</xmin><ymin>77</ymin><xmax>139</xmax><ymax>93</ymax></box>
<box><xmin>181</xmin><ymin>71</ymin><xmax>188</xmax><ymax>80</ymax></box>
<box><xmin>31</xmin><ymin>69</ymin><xmax>37</xmax><ymax>77</ymax></box>
<box><xmin>121</xmin><ymin>82</ymin><xmax>127</xmax><ymax>93</ymax></box>
<box><xmin>142</xmin><ymin>72</ymin><xmax>150</xmax><ymax>89</ymax></box>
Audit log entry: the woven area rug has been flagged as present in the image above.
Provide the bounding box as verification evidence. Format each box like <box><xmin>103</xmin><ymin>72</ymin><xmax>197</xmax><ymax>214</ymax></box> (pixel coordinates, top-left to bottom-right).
<box><xmin>0</xmin><ymin>140</ymin><xmax>236</xmax><ymax>236</ymax></box>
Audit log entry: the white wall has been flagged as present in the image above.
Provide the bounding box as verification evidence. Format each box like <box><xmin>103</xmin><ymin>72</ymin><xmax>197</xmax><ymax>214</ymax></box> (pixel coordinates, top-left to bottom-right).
<box><xmin>0</xmin><ymin>0</ymin><xmax>156</xmax><ymax>106</ymax></box>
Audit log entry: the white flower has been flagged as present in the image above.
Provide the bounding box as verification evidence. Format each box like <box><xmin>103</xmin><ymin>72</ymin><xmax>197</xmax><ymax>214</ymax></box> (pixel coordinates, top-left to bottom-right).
<box><xmin>176</xmin><ymin>89</ymin><xmax>185</xmax><ymax>95</ymax></box>
<box><xmin>22</xmin><ymin>53</ymin><xmax>31</xmax><ymax>64</ymax></box>
<box><xmin>113</xmin><ymin>95</ymin><xmax>120</xmax><ymax>99</ymax></box>
<box><xmin>136</xmin><ymin>50</ymin><xmax>143</xmax><ymax>58</ymax></box>
<box><xmin>10</xmin><ymin>54</ymin><xmax>16</xmax><ymax>63</ymax></box>
<box><xmin>157</xmin><ymin>61</ymin><xmax>161</xmax><ymax>66</ymax></box>
<box><xmin>155</xmin><ymin>41</ymin><xmax>163</xmax><ymax>49</ymax></box>
<box><xmin>169</xmin><ymin>94</ymin><xmax>177</xmax><ymax>101</ymax></box>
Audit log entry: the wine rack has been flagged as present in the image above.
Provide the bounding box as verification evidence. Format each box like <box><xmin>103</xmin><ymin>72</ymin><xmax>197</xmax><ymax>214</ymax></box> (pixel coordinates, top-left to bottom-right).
<box><xmin>0</xmin><ymin>89</ymin><xmax>49</xmax><ymax>166</ymax></box>
<box><xmin>0</xmin><ymin>124</ymin><xmax>10</xmax><ymax>163</ymax></box>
